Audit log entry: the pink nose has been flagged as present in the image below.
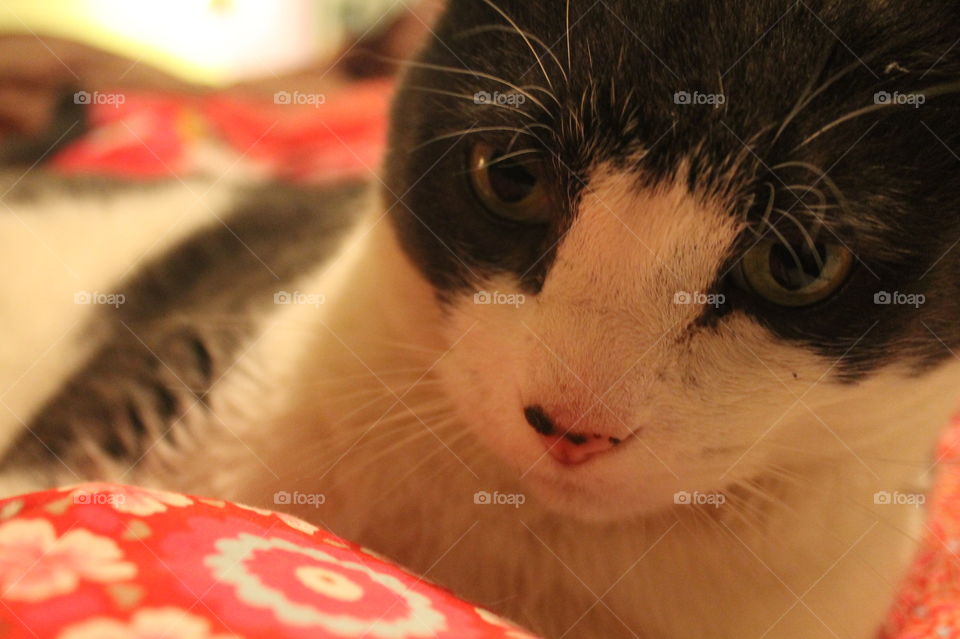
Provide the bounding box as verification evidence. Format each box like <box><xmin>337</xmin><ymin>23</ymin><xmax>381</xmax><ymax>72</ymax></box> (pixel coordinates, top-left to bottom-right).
<box><xmin>539</xmin><ymin>433</ymin><xmax>619</xmax><ymax>466</ymax></box>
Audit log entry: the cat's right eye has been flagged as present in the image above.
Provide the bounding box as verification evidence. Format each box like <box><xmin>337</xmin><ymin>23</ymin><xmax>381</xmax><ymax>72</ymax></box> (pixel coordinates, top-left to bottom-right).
<box><xmin>468</xmin><ymin>142</ymin><xmax>552</xmax><ymax>224</ymax></box>
<box><xmin>734</xmin><ymin>238</ymin><xmax>854</xmax><ymax>307</ymax></box>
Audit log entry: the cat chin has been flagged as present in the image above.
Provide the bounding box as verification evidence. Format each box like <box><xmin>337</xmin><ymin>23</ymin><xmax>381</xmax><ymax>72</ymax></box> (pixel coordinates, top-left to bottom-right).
<box><xmin>524</xmin><ymin>484</ymin><xmax>660</xmax><ymax>523</ymax></box>
<box><xmin>512</xmin><ymin>459</ymin><xmax>688</xmax><ymax>523</ymax></box>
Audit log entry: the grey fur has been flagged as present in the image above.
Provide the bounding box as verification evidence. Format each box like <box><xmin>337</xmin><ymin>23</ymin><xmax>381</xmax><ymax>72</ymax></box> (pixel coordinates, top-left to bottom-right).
<box><xmin>5</xmin><ymin>179</ymin><xmax>365</xmax><ymax>479</ymax></box>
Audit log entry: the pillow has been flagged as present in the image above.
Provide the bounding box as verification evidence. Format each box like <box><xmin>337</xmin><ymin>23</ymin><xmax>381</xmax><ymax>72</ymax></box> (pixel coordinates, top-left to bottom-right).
<box><xmin>0</xmin><ymin>483</ymin><xmax>539</xmax><ymax>639</ymax></box>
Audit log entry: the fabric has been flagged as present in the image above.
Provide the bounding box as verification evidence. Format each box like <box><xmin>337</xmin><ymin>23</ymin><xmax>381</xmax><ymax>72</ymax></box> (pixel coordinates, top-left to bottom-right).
<box><xmin>0</xmin><ymin>483</ymin><xmax>539</xmax><ymax>639</ymax></box>
<box><xmin>882</xmin><ymin>422</ymin><xmax>960</xmax><ymax>638</ymax></box>
<box><xmin>50</xmin><ymin>81</ymin><xmax>393</xmax><ymax>183</ymax></box>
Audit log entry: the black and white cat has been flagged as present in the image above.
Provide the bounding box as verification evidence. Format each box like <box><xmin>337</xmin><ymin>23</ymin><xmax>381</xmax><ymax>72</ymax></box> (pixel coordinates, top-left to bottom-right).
<box><xmin>4</xmin><ymin>1</ymin><xmax>960</xmax><ymax>637</ymax></box>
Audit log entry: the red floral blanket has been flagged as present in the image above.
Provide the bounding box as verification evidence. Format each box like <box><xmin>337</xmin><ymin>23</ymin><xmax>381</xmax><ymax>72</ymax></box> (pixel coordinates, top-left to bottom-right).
<box><xmin>0</xmin><ymin>484</ymin><xmax>538</xmax><ymax>639</ymax></box>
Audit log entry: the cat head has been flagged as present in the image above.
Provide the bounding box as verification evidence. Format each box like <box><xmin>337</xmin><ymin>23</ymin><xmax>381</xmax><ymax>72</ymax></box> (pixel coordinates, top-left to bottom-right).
<box><xmin>382</xmin><ymin>0</ymin><xmax>960</xmax><ymax>521</ymax></box>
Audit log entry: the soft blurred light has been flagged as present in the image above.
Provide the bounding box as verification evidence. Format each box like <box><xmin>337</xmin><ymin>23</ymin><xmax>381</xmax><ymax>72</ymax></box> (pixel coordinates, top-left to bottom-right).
<box><xmin>0</xmin><ymin>0</ymin><xmax>325</xmax><ymax>85</ymax></box>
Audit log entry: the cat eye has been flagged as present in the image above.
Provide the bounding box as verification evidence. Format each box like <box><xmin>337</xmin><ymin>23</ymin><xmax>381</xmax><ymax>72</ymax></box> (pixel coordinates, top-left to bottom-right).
<box><xmin>468</xmin><ymin>142</ymin><xmax>552</xmax><ymax>224</ymax></box>
<box><xmin>735</xmin><ymin>239</ymin><xmax>854</xmax><ymax>307</ymax></box>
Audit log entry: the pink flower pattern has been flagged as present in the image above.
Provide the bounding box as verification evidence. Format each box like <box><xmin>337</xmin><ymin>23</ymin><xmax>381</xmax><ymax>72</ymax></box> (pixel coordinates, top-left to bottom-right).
<box><xmin>0</xmin><ymin>483</ymin><xmax>538</xmax><ymax>639</ymax></box>
<box><xmin>0</xmin><ymin>518</ymin><xmax>136</xmax><ymax>602</ymax></box>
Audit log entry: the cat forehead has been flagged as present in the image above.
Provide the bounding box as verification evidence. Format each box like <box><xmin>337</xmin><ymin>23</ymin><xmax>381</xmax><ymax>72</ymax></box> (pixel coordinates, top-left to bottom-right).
<box><xmin>417</xmin><ymin>1</ymin><xmax>960</xmax><ymax>237</ymax></box>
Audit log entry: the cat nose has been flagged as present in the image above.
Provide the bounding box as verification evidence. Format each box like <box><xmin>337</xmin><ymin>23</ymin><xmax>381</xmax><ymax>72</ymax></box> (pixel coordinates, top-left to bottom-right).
<box><xmin>523</xmin><ymin>405</ymin><xmax>621</xmax><ymax>466</ymax></box>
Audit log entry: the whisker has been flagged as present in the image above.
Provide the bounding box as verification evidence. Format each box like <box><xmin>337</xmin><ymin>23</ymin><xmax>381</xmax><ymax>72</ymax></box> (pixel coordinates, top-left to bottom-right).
<box><xmin>405</xmin><ymin>86</ymin><xmax>535</xmax><ymax>121</ymax></box>
<box><xmin>455</xmin><ymin>24</ymin><xmax>568</xmax><ymax>85</ymax></box>
<box><xmin>477</xmin><ymin>0</ymin><xmax>559</xmax><ymax>91</ymax></box>
<box><xmin>761</xmin><ymin>216</ymin><xmax>806</xmax><ymax>278</ymax></box>
<box><xmin>797</xmin><ymin>79</ymin><xmax>960</xmax><ymax>149</ymax></box>
<box><xmin>413</xmin><ymin>125</ymin><xmax>550</xmax><ymax>153</ymax></box>
<box><xmin>773</xmin><ymin>41</ymin><xmax>840</xmax><ymax>143</ymax></box>
<box><xmin>772</xmin><ymin>161</ymin><xmax>854</xmax><ymax>221</ymax></box>
<box><xmin>747</xmin><ymin>181</ymin><xmax>777</xmax><ymax>238</ymax></box>
<box><xmin>400</xmin><ymin>60</ymin><xmax>548</xmax><ymax>112</ymax></box>
<box><xmin>773</xmin><ymin>209</ymin><xmax>824</xmax><ymax>271</ymax></box>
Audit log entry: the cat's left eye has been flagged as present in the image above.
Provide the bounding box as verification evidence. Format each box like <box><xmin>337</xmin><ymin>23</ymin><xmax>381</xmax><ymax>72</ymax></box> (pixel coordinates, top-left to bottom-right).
<box><xmin>468</xmin><ymin>142</ymin><xmax>552</xmax><ymax>224</ymax></box>
<box><xmin>735</xmin><ymin>239</ymin><xmax>854</xmax><ymax>307</ymax></box>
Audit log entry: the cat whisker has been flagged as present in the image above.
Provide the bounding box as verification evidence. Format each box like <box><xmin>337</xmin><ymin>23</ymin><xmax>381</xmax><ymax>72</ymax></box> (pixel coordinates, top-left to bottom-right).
<box><xmin>477</xmin><ymin>0</ymin><xmax>561</xmax><ymax>91</ymax></box>
<box><xmin>798</xmin><ymin>78</ymin><xmax>960</xmax><ymax>149</ymax></box>
<box><xmin>760</xmin><ymin>216</ymin><xmax>806</xmax><ymax>277</ymax></box>
<box><xmin>772</xmin><ymin>161</ymin><xmax>853</xmax><ymax>221</ymax></box>
<box><xmin>399</xmin><ymin>59</ymin><xmax>548</xmax><ymax>113</ymax></box>
<box><xmin>773</xmin><ymin>209</ymin><xmax>825</xmax><ymax>271</ymax></box>
<box><xmin>773</xmin><ymin>40</ymin><xmax>841</xmax><ymax>144</ymax></box>
<box><xmin>746</xmin><ymin>181</ymin><xmax>777</xmax><ymax>238</ymax></box>
<box><xmin>412</xmin><ymin>125</ymin><xmax>546</xmax><ymax>153</ymax></box>
<box><xmin>455</xmin><ymin>24</ymin><xmax>568</xmax><ymax>86</ymax></box>
<box><xmin>404</xmin><ymin>86</ymin><xmax>536</xmax><ymax>121</ymax></box>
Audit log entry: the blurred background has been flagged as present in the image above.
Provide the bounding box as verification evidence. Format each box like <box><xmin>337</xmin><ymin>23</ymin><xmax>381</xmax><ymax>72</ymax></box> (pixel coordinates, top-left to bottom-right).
<box><xmin>0</xmin><ymin>0</ymin><xmax>437</xmax><ymax>182</ymax></box>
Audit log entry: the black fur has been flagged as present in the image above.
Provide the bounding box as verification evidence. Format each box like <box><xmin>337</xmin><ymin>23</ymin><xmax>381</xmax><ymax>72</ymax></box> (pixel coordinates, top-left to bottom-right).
<box><xmin>383</xmin><ymin>0</ymin><xmax>960</xmax><ymax>378</ymax></box>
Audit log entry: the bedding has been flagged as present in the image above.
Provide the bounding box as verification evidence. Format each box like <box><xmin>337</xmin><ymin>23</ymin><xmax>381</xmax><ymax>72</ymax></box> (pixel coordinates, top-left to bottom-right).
<box><xmin>0</xmin><ymin>483</ymin><xmax>538</xmax><ymax>638</ymax></box>
<box><xmin>3</xmin><ymin>83</ymin><xmax>959</xmax><ymax>639</ymax></box>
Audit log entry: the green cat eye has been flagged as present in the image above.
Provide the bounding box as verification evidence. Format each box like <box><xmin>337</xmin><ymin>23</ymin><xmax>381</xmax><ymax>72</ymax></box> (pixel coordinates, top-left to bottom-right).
<box><xmin>735</xmin><ymin>239</ymin><xmax>854</xmax><ymax>307</ymax></box>
<box><xmin>469</xmin><ymin>142</ymin><xmax>552</xmax><ymax>224</ymax></box>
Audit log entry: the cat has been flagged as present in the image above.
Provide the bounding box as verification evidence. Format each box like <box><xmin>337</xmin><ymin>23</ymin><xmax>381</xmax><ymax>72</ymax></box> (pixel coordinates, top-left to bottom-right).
<box><xmin>4</xmin><ymin>0</ymin><xmax>960</xmax><ymax>637</ymax></box>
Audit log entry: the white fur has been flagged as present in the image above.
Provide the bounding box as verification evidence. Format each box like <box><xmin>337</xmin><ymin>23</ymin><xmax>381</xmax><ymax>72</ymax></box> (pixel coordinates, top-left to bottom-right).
<box><xmin>3</xmin><ymin>168</ymin><xmax>959</xmax><ymax>638</ymax></box>
<box><xmin>0</xmin><ymin>180</ymin><xmax>235</xmax><ymax>489</ymax></box>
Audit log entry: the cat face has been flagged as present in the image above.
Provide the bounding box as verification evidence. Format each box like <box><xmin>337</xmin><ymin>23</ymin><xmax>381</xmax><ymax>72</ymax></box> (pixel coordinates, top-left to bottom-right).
<box><xmin>383</xmin><ymin>0</ymin><xmax>960</xmax><ymax>521</ymax></box>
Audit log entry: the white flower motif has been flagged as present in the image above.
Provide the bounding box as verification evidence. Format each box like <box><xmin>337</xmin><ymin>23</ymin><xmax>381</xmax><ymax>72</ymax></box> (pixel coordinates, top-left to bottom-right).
<box><xmin>66</xmin><ymin>483</ymin><xmax>193</xmax><ymax>516</ymax></box>
<box><xmin>322</xmin><ymin>539</ymin><xmax>349</xmax><ymax>550</ymax></box>
<box><xmin>232</xmin><ymin>502</ymin><xmax>275</xmax><ymax>518</ymax></box>
<box><xmin>206</xmin><ymin>534</ymin><xmax>448</xmax><ymax>637</ymax></box>
<box><xmin>475</xmin><ymin>607</ymin><xmax>540</xmax><ymax>638</ymax></box>
<box><xmin>275</xmin><ymin>512</ymin><xmax>319</xmax><ymax>536</ymax></box>
<box><xmin>58</xmin><ymin>607</ymin><xmax>237</xmax><ymax>639</ymax></box>
<box><xmin>295</xmin><ymin>565</ymin><xmax>364</xmax><ymax>602</ymax></box>
<box><xmin>0</xmin><ymin>519</ymin><xmax>136</xmax><ymax>602</ymax></box>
